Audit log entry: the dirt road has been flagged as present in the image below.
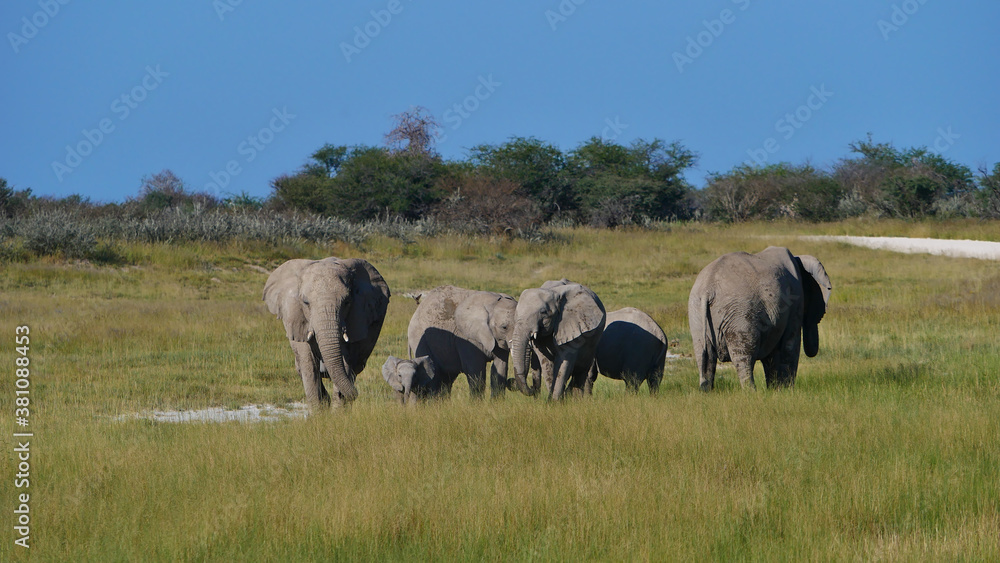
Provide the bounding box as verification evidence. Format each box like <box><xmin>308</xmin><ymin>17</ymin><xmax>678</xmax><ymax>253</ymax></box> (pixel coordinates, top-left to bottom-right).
<box><xmin>803</xmin><ymin>236</ymin><xmax>1000</xmax><ymax>261</ymax></box>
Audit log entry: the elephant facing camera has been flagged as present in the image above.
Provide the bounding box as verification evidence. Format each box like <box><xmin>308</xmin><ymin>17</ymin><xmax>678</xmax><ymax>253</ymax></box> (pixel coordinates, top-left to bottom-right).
<box><xmin>382</xmin><ymin>355</ymin><xmax>442</xmax><ymax>405</ymax></box>
<box><xmin>263</xmin><ymin>257</ymin><xmax>391</xmax><ymax>409</ymax></box>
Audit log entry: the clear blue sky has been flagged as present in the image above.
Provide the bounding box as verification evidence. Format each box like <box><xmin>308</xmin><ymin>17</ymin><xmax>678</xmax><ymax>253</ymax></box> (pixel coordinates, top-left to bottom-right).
<box><xmin>3</xmin><ymin>1</ymin><xmax>998</xmax><ymax>203</ymax></box>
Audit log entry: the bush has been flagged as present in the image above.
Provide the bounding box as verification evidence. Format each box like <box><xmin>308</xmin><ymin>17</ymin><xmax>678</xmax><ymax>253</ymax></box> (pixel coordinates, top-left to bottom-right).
<box><xmin>273</xmin><ymin>146</ymin><xmax>448</xmax><ymax>221</ymax></box>
<box><xmin>702</xmin><ymin>163</ymin><xmax>844</xmax><ymax>222</ymax></box>
<box><xmin>134</xmin><ymin>170</ymin><xmax>219</xmax><ymax>214</ymax></box>
<box><xmin>432</xmin><ymin>174</ymin><xmax>542</xmax><ymax>237</ymax></box>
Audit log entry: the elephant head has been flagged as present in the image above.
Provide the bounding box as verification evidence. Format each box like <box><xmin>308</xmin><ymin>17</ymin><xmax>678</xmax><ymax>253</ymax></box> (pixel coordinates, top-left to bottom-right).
<box><xmin>510</xmin><ymin>279</ymin><xmax>605</xmax><ymax>397</ymax></box>
<box><xmin>263</xmin><ymin>258</ymin><xmax>390</xmax><ymax>404</ymax></box>
<box><xmin>382</xmin><ymin>355</ymin><xmax>439</xmax><ymax>405</ymax></box>
<box><xmin>796</xmin><ymin>255</ymin><xmax>832</xmax><ymax>358</ymax></box>
<box><xmin>455</xmin><ymin>293</ymin><xmax>517</xmax><ymax>356</ymax></box>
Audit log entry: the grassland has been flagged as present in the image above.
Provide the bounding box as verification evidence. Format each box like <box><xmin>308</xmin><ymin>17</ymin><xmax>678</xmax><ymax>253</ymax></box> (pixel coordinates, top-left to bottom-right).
<box><xmin>2</xmin><ymin>219</ymin><xmax>999</xmax><ymax>561</ymax></box>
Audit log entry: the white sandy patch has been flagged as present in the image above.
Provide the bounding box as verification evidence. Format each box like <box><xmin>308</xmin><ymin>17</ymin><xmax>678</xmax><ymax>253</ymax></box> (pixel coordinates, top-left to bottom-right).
<box><xmin>802</xmin><ymin>236</ymin><xmax>1000</xmax><ymax>261</ymax></box>
<box><xmin>118</xmin><ymin>403</ymin><xmax>309</xmax><ymax>423</ymax></box>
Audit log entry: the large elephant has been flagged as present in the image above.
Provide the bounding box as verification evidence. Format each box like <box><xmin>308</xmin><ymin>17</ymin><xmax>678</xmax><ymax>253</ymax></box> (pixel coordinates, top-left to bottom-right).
<box><xmin>510</xmin><ymin>279</ymin><xmax>606</xmax><ymax>400</ymax></box>
<box><xmin>688</xmin><ymin>246</ymin><xmax>831</xmax><ymax>391</ymax></box>
<box><xmin>407</xmin><ymin>285</ymin><xmax>517</xmax><ymax>399</ymax></box>
<box><xmin>596</xmin><ymin>307</ymin><xmax>668</xmax><ymax>394</ymax></box>
<box><xmin>263</xmin><ymin>257</ymin><xmax>390</xmax><ymax>407</ymax></box>
<box><xmin>382</xmin><ymin>355</ymin><xmax>440</xmax><ymax>405</ymax></box>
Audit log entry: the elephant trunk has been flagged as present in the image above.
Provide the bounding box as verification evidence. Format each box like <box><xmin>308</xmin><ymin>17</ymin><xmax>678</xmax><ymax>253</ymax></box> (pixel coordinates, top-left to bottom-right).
<box><xmin>402</xmin><ymin>370</ymin><xmax>415</xmax><ymax>406</ymax></box>
<box><xmin>315</xmin><ymin>305</ymin><xmax>358</xmax><ymax>403</ymax></box>
<box><xmin>510</xmin><ymin>325</ymin><xmax>535</xmax><ymax>396</ymax></box>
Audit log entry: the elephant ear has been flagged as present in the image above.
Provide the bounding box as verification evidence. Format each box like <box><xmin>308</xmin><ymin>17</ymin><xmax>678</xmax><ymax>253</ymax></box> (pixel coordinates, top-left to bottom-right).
<box><xmin>554</xmin><ymin>285</ymin><xmax>606</xmax><ymax>346</ymax></box>
<box><xmin>456</xmin><ymin>298</ymin><xmax>498</xmax><ymax>356</ymax></box>
<box><xmin>541</xmin><ymin>278</ymin><xmax>571</xmax><ymax>290</ymax></box>
<box><xmin>382</xmin><ymin>356</ymin><xmax>404</xmax><ymax>392</ymax></box>
<box><xmin>797</xmin><ymin>255</ymin><xmax>832</xmax><ymax>357</ymax></box>
<box><xmin>262</xmin><ymin>260</ymin><xmax>311</xmax><ymax>342</ymax></box>
<box><xmin>798</xmin><ymin>255</ymin><xmax>832</xmax><ymax>311</ymax></box>
<box><xmin>344</xmin><ymin>259</ymin><xmax>391</xmax><ymax>344</ymax></box>
<box><xmin>414</xmin><ymin>355</ymin><xmax>438</xmax><ymax>385</ymax></box>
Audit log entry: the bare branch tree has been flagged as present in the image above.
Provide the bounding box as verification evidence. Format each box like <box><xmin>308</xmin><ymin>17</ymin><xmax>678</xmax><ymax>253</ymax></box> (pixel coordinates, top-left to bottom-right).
<box><xmin>384</xmin><ymin>106</ymin><xmax>441</xmax><ymax>157</ymax></box>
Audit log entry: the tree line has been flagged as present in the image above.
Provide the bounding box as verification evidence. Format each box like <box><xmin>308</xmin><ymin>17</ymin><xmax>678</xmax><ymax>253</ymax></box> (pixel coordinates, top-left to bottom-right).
<box><xmin>2</xmin><ymin>108</ymin><xmax>999</xmax><ymax>236</ymax></box>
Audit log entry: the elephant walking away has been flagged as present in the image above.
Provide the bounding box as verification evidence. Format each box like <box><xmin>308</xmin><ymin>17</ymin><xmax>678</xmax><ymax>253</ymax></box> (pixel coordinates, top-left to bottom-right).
<box><xmin>688</xmin><ymin>247</ymin><xmax>831</xmax><ymax>391</ymax></box>
<box><xmin>407</xmin><ymin>285</ymin><xmax>517</xmax><ymax>399</ymax></box>
<box><xmin>510</xmin><ymin>279</ymin><xmax>606</xmax><ymax>400</ymax></box>
<box><xmin>596</xmin><ymin>307</ymin><xmax>668</xmax><ymax>394</ymax></box>
<box><xmin>382</xmin><ymin>356</ymin><xmax>441</xmax><ymax>405</ymax></box>
<box><xmin>263</xmin><ymin>257</ymin><xmax>390</xmax><ymax>408</ymax></box>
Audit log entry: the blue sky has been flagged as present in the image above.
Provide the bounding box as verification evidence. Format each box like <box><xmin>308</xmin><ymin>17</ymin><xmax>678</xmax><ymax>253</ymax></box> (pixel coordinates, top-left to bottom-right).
<box><xmin>3</xmin><ymin>1</ymin><xmax>998</xmax><ymax>203</ymax></box>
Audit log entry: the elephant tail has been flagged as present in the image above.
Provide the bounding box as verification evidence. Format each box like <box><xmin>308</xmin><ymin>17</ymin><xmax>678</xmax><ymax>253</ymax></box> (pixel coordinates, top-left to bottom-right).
<box><xmin>403</xmin><ymin>291</ymin><xmax>424</xmax><ymax>304</ymax></box>
<box><xmin>699</xmin><ymin>294</ymin><xmax>717</xmax><ymax>366</ymax></box>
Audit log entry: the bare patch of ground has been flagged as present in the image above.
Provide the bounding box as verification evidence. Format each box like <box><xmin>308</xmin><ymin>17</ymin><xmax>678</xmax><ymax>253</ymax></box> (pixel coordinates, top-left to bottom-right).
<box><xmin>118</xmin><ymin>403</ymin><xmax>309</xmax><ymax>423</ymax></box>
<box><xmin>803</xmin><ymin>236</ymin><xmax>1000</xmax><ymax>260</ymax></box>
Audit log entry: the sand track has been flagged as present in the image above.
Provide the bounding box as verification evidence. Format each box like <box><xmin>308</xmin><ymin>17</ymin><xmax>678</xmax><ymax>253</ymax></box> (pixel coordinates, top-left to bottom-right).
<box><xmin>802</xmin><ymin>236</ymin><xmax>1000</xmax><ymax>261</ymax></box>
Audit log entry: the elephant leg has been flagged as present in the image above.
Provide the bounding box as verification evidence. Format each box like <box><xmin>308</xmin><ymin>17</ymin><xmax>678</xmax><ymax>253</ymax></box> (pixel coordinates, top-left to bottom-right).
<box><xmin>648</xmin><ymin>356</ymin><xmax>664</xmax><ymax>396</ymax></box>
<box><xmin>769</xmin><ymin>339</ymin><xmax>800</xmax><ymax>388</ymax></box>
<box><xmin>761</xmin><ymin>354</ymin><xmax>778</xmax><ymax>389</ymax></box>
<box><xmin>459</xmin><ymin>348</ymin><xmax>488</xmax><ymax>400</ymax></box>
<box><xmin>583</xmin><ymin>361</ymin><xmax>598</xmax><ymax>396</ymax></box>
<box><xmin>530</xmin><ymin>353</ymin><xmax>544</xmax><ymax>395</ymax></box>
<box><xmin>490</xmin><ymin>351</ymin><xmax>509</xmax><ymax>399</ymax></box>
<box><xmin>624</xmin><ymin>375</ymin><xmax>640</xmax><ymax>394</ymax></box>
<box><xmin>551</xmin><ymin>354</ymin><xmax>575</xmax><ymax>400</ymax></box>
<box><xmin>732</xmin><ymin>353</ymin><xmax>757</xmax><ymax>390</ymax></box>
<box><xmin>568</xmin><ymin>369</ymin><xmax>585</xmax><ymax>398</ymax></box>
<box><xmin>537</xmin><ymin>353</ymin><xmax>555</xmax><ymax>396</ymax></box>
<box><xmin>698</xmin><ymin>349</ymin><xmax>718</xmax><ymax>392</ymax></box>
<box><xmin>291</xmin><ymin>340</ymin><xmax>330</xmax><ymax>408</ymax></box>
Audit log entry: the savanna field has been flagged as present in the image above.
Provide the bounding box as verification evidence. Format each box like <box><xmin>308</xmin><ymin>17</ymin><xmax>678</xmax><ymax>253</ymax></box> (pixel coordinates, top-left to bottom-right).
<box><xmin>2</xmin><ymin>220</ymin><xmax>999</xmax><ymax>561</ymax></box>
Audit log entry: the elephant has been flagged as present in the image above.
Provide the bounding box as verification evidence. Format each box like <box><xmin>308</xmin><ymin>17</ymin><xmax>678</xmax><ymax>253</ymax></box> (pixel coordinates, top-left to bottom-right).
<box><xmin>382</xmin><ymin>355</ymin><xmax>441</xmax><ymax>405</ymax></box>
<box><xmin>263</xmin><ymin>257</ymin><xmax>390</xmax><ymax>407</ymax></box>
<box><xmin>688</xmin><ymin>246</ymin><xmax>831</xmax><ymax>391</ymax></box>
<box><xmin>596</xmin><ymin>307</ymin><xmax>668</xmax><ymax>394</ymax></box>
<box><xmin>406</xmin><ymin>285</ymin><xmax>517</xmax><ymax>399</ymax></box>
<box><xmin>510</xmin><ymin>279</ymin><xmax>606</xmax><ymax>400</ymax></box>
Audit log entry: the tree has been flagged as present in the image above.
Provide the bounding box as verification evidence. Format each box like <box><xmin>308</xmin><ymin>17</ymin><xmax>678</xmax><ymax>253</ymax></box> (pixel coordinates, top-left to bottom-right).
<box><xmin>384</xmin><ymin>106</ymin><xmax>440</xmax><ymax>157</ymax></box>
<box><xmin>468</xmin><ymin>137</ymin><xmax>571</xmax><ymax>219</ymax></box>
<box><xmin>135</xmin><ymin>170</ymin><xmax>218</xmax><ymax>213</ymax></box>
<box><xmin>839</xmin><ymin>134</ymin><xmax>975</xmax><ymax>217</ymax></box>
<box><xmin>977</xmin><ymin>163</ymin><xmax>1000</xmax><ymax>218</ymax></box>
<box><xmin>567</xmin><ymin>137</ymin><xmax>698</xmax><ymax>224</ymax></box>
<box><xmin>702</xmin><ymin>163</ymin><xmax>842</xmax><ymax>222</ymax></box>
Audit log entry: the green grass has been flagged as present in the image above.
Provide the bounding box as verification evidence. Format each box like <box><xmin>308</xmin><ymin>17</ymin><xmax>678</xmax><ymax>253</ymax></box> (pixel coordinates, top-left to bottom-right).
<box><xmin>2</xmin><ymin>220</ymin><xmax>999</xmax><ymax>560</ymax></box>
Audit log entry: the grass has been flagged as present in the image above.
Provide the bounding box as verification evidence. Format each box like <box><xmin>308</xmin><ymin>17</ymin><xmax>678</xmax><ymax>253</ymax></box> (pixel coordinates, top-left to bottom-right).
<box><xmin>1</xmin><ymin>220</ymin><xmax>999</xmax><ymax>560</ymax></box>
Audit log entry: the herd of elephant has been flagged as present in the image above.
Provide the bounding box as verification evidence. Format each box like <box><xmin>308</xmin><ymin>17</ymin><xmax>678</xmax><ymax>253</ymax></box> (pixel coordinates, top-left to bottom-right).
<box><xmin>262</xmin><ymin>246</ymin><xmax>832</xmax><ymax>408</ymax></box>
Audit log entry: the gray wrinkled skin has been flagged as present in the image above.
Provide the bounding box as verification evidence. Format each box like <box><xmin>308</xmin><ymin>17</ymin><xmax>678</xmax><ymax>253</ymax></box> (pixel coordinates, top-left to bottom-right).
<box><xmin>688</xmin><ymin>247</ymin><xmax>831</xmax><ymax>391</ymax></box>
<box><xmin>407</xmin><ymin>285</ymin><xmax>517</xmax><ymax>399</ymax></box>
<box><xmin>510</xmin><ymin>279</ymin><xmax>606</xmax><ymax>400</ymax></box>
<box><xmin>263</xmin><ymin>257</ymin><xmax>390</xmax><ymax>408</ymax></box>
<box><xmin>596</xmin><ymin>307</ymin><xmax>668</xmax><ymax>394</ymax></box>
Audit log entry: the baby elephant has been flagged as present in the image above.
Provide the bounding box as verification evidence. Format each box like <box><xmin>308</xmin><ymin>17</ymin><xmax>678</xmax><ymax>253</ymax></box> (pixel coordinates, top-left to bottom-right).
<box><xmin>596</xmin><ymin>307</ymin><xmax>668</xmax><ymax>394</ymax></box>
<box><xmin>382</xmin><ymin>356</ymin><xmax>441</xmax><ymax>405</ymax></box>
